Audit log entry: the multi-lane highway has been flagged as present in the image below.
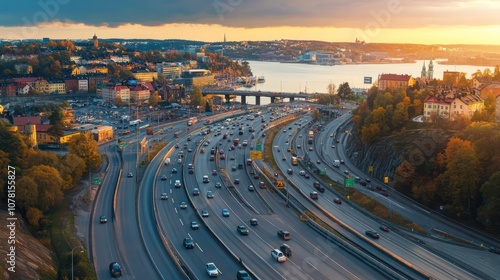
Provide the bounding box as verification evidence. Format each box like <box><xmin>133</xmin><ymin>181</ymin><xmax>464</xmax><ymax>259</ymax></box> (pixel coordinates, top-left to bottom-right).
<box><xmin>91</xmin><ymin>102</ymin><xmax>499</xmax><ymax>279</ymax></box>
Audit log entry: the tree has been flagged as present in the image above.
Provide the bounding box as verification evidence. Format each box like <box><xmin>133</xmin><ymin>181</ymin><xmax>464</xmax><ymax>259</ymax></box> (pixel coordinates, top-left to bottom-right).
<box><xmin>312</xmin><ymin>109</ymin><xmax>320</xmax><ymax>121</ymax></box>
<box><xmin>441</xmin><ymin>137</ymin><xmax>481</xmax><ymax>218</ymax></box>
<box><xmin>68</xmin><ymin>134</ymin><xmax>102</xmax><ymax>170</ymax></box>
<box><xmin>477</xmin><ymin>171</ymin><xmax>500</xmax><ymax>229</ymax></box>
<box><xmin>17</xmin><ymin>165</ymin><xmax>64</xmax><ymax>212</ymax></box>
<box><xmin>58</xmin><ymin>153</ymin><xmax>86</xmax><ymax>190</ymax></box>
<box><xmin>326</xmin><ymin>83</ymin><xmax>337</xmax><ymax>104</ymax></box>
<box><xmin>47</xmin><ymin>107</ymin><xmax>65</xmax><ymax>138</ymax></box>
<box><xmin>26</xmin><ymin>207</ymin><xmax>44</xmax><ymax>227</ymax></box>
<box><xmin>337</xmin><ymin>82</ymin><xmax>352</xmax><ymax>100</ymax></box>
<box><xmin>189</xmin><ymin>87</ymin><xmax>206</xmax><ymax>108</ymax></box>
<box><xmin>361</xmin><ymin>123</ymin><xmax>380</xmax><ymax>144</ymax></box>
<box><xmin>0</xmin><ymin>122</ymin><xmax>28</xmax><ymax>168</ymax></box>
<box><xmin>391</xmin><ymin>102</ymin><xmax>408</xmax><ymax>130</ymax></box>
<box><xmin>149</xmin><ymin>91</ymin><xmax>160</xmax><ymax>107</ymax></box>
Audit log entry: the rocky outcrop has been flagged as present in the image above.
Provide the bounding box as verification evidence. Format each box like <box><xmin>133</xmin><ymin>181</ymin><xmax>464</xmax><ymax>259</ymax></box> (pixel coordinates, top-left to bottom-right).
<box><xmin>346</xmin><ymin>129</ymin><xmax>451</xmax><ymax>183</ymax></box>
<box><xmin>0</xmin><ymin>204</ymin><xmax>57</xmax><ymax>280</ymax></box>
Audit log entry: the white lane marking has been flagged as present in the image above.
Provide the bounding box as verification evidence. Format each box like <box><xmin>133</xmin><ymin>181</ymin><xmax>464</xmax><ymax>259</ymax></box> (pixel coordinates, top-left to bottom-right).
<box><xmin>196</xmin><ymin>243</ymin><xmax>203</xmax><ymax>252</ymax></box>
<box><xmin>179</xmin><ymin>219</ymin><xmax>183</xmax><ymax>226</ymax></box>
<box><xmin>188</xmin><ymin>233</ymin><xmax>193</xmax><ymax>239</ymax></box>
<box><xmin>171</xmin><ymin>198</ymin><xmax>175</xmax><ymax>203</ymax></box>
<box><xmin>306</xmin><ymin>261</ymin><xmax>319</xmax><ymax>272</ymax></box>
<box><xmin>170</xmin><ymin>188</ymin><xmax>173</xmax><ymax>194</ymax></box>
<box><xmin>174</xmin><ymin>208</ymin><xmax>178</xmax><ymax>214</ymax></box>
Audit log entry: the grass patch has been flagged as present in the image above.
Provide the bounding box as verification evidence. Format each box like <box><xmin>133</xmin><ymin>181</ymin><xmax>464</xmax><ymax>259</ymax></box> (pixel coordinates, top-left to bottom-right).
<box><xmin>45</xmin><ymin>200</ymin><xmax>96</xmax><ymax>279</ymax></box>
<box><xmin>303</xmin><ymin>210</ymin><xmax>345</xmax><ymax>239</ymax></box>
<box><xmin>140</xmin><ymin>142</ymin><xmax>168</xmax><ymax>166</ymax></box>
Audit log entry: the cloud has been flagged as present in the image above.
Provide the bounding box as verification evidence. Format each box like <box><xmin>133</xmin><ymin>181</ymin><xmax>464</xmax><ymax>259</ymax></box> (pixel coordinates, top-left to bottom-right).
<box><xmin>1</xmin><ymin>0</ymin><xmax>499</xmax><ymax>30</ymax></box>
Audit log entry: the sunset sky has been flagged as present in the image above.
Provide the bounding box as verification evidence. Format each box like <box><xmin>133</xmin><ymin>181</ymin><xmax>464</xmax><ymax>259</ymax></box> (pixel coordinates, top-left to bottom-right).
<box><xmin>1</xmin><ymin>0</ymin><xmax>499</xmax><ymax>44</ymax></box>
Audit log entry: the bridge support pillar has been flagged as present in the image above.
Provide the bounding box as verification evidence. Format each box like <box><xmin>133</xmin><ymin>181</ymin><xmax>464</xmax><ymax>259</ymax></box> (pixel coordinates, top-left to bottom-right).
<box><xmin>255</xmin><ymin>96</ymin><xmax>260</xmax><ymax>105</ymax></box>
<box><xmin>290</xmin><ymin>97</ymin><xmax>295</xmax><ymax>102</ymax></box>
<box><xmin>271</xmin><ymin>96</ymin><xmax>276</xmax><ymax>103</ymax></box>
<box><xmin>225</xmin><ymin>94</ymin><xmax>231</xmax><ymax>103</ymax></box>
<box><xmin>241</xmin><ymin>95</ymin><xmax>246</xmax><ymax>105</ymax></box>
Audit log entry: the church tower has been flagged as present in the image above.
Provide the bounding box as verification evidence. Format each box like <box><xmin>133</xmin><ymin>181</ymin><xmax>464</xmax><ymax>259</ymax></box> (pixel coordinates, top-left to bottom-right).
<box><xmin>427</xmin><ymin>59</ymin><xmax>434</xmax><ymax>80</ymax></box>
<box><xmin>92</xmin><ymin>33</ymin><xmax>98</xmax><ymax>48</ymax></box>
<box><xmin>421</xmin><ymin>61</ymin><xmax>427</xmax><ymax>78</ymax></box>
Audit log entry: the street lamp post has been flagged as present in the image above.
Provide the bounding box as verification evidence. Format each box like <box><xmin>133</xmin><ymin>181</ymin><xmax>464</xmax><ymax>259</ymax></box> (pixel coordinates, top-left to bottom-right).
<box><xmin>71</xmin><ymin>245</ymin><xmax>84</xmax><ymax>280</ymax></box>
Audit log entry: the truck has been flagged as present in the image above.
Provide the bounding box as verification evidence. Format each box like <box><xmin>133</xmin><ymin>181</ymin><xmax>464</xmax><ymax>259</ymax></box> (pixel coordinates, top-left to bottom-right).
<box><xmin>187</xmin><ymin>117</ymin><xmax>197</xmax><ymax>126</ymax></box>
<box><xmin>164</xmin><ymin>158</ymin><xmax>170</xmax><ymax>165</ymax></box>
<box><xmin>333</xmin><ymin>160</ymin><xmax>340</xmax><ymax>168</ymax></box>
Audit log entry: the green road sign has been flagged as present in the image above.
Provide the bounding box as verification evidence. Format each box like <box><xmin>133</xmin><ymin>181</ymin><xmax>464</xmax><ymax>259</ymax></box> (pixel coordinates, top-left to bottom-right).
<box><xmin>319</xmin><ymin>170</ymin><xmax>326</xmax><ymax>175</ymax></box>
<box><xmin>256</xmin><ymin>143</ymin><xmax>262</xmax><ymax>151</ymax></box>
<box><xmin>344</xmin><ymin>178</ymin><xmax>355</xmax><ymax>187</ymax></box>
<box><xmin>118</xmin><ymin>142</ymin><xmax>126</xmax><ymax>149</ymax></box>
<box><xmin>92</xmin><ymin>178</ymin><xmax>102</xmax><ymax>185</ymax></box>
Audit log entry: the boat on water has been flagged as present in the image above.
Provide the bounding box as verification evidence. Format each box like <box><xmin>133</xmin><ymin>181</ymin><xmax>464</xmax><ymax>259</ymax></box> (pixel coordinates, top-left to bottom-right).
<box><xmin>258</xmin><ymin>76</ymin><xmax>266</xmax><ymax>83</ymax></box>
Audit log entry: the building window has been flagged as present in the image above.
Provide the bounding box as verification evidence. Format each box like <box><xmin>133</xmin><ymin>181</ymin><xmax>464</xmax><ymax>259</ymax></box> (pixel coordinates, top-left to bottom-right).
<box><xmin>454</xmin><ymin>105</ymin><xmax>456</xmax><ymax>109</ymax></box>
<box><xmin>460</xmin><ymin>105</ymin><xmax>463</xmax><ymax>109</ymax></box>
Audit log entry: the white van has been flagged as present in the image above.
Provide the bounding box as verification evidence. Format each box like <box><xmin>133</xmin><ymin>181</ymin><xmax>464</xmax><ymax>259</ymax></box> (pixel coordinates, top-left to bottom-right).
<box><xmin>177</xmin><ymin>158</ymin><xmax>182</xmax><ymax>164</ymax></box>
<box><xmin>164</xmin><ymin>158</ymin><xmax>170</xmax><ymax>165</ymax></box>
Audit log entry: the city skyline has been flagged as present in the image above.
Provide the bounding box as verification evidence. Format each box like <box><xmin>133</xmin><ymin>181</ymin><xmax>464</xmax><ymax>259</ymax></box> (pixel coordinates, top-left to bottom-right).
<box><xmin>1</xmin><ymin>0</ymin><xmax>500</xmax><ymax>44</ymax></box>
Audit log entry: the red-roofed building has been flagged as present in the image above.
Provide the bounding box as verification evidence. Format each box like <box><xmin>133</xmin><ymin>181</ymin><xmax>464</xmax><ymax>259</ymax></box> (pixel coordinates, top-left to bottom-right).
<box><xmin>101</xmin><ymin>85</ymin><xmax>130</xmax><ymax>104</ymax></box>
<box><xmin>13</xmin><ymin>116</ymin><xmax>41</xmax><ymax>126</ymax></box>
<box><xmin>129</xmin><ymin>84</ymin><xmax>151</xmax><ymax>103</ymax></box>
<box><xmin>378</xmin><ymin>74</ymin><xmax>415</xmax><ymax>90</ymax></box>
<box><xmin>424</xmin><ymin>93</ymin><xmax>484</xmax><ymax>121</ymax></box>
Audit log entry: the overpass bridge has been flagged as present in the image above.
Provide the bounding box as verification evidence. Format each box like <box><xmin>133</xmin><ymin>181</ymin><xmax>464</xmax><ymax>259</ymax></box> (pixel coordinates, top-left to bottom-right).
<box><xmin>202</xmin><ymin>89</ymin><xmax>322</xmax><ymax>105</ymax></box>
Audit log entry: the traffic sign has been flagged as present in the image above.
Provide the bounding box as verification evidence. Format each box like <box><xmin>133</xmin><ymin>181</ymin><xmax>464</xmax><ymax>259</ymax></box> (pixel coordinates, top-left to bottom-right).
<box><xmin>250</xmin><ymin>151</ymin><xmax>262</xmax><ymax>160</ymax></box>
<box><xmin>276</xmin><ymin>180</ymin><xmax>285</xmax><ymax>189</ymax></box>
<box><xmin>255</xmin><ymin>143</ymin><xmax>262</xmax><ymax>151</ymax></box>
<box><xmin>344</xmin><ymin>178</ymin><xmax>355</xmax><ymax>187</ymax></box>
<box><xmin>384</xmin><ymin>176</ymin><xmax>389</xmax><ymax>184</ymax></box>
<box><xmin>368</xmin><ymin>165</ymin><xmax>373</xmax><ymax>172</ymax></box>
<box><xmin>364</xmin><ymin>77</ymin><xmax>372</xmax><ymax>84</ymax></box>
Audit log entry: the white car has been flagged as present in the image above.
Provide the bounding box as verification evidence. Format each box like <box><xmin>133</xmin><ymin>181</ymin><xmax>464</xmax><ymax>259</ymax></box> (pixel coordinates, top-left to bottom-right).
<box><xmin>180</xmin><ymin>202</ymin><xmax>187</xmax><ymax>209</ymax></box>
<box><xmin>174</xmin><ymin>180</ymin><xmax>182</xmax><ymax>188</ymax></box>
<box><xmin>206</xmin><ymin>262</ymin><xmax>219</xmax><ymax>277</ymax></box>
<box><xmin>271</xmin><ymin>249</ymin><xmax>287</xmax><ymax>262</ymax></box>
<box><xmin>191</xmin><ymin>221</ymin><xmax>199</xmax><ymax>229</ymax></box>
<box><xmin>299</xmin><ymin>170</ymin><xmax>306</xmax><ymax>176</ymax></box>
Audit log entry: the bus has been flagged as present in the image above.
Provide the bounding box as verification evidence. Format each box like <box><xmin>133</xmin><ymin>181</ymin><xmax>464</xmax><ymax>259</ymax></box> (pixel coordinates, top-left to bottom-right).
<box><xmin>291</xmin><ymin>157</ymin><xmax>298</xmax><ymax>166</ymax></box>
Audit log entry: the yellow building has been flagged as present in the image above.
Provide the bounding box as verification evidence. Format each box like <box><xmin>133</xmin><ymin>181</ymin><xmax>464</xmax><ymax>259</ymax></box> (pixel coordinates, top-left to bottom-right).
<box><xmin>132</xmin><ymin>70</ymin><xmax>158</xmax><ymax>82</ymax></box>
<box><xmin>48</xmin><ymin>81</ymin><xmax>66</xmax><ymax>94</ymax></box>
<box><xmin>378</xmin><ymin>74</ymin><xmax>415</xmax><ymax>90</ymax></box>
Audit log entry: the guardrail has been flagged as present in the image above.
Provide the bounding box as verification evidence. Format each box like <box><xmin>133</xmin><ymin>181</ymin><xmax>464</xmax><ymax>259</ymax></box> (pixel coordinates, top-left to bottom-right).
<box><xmin>256</xmin><ymin>115</ymin><xmax>429</xmax><ymax>279</ymax></box>
<box><xmin>313</xmin><ymin>117</ymin><xmax>496</xmax><ymax>279</ymax></box>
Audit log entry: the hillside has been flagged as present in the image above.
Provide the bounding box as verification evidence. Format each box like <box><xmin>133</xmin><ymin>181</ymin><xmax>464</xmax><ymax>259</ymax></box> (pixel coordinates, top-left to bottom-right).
<box><xmin>346</xmin><ymin>129</ymin><xmax>451</xmax><ymax>184</ymax></box>
<box><xmin>0</xmin><ymin>202</ymin><xmax>57</xmax><ymax>279</ymax></box>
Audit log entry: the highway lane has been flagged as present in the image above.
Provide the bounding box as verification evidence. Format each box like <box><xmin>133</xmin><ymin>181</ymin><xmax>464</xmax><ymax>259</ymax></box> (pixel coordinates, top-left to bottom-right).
<box><xmin>93</xmin><ymin>143</ymin><xmax>124</xmax><ymax>279</ymax></box>
<box><xmin>322</xmin><ymin>118</ymin><xmax>500</xmax><ymax>278</ymax></box>
<box><xmin>154</xmin><ymin>142</ymin><xmax>245</xmax><ymax>279</ymax></box>
<box><xmin>192</xmin><ymin>109</ymin><xmax>386</xmax><ymax>280</ymax></box>
<box><xmin>277</xmin><ymin>112</ymin><xmax>487</xmax><ymax>279</ymax></box>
